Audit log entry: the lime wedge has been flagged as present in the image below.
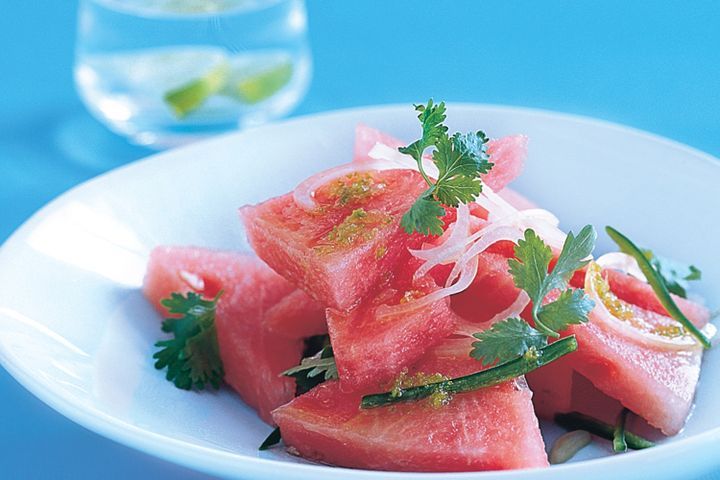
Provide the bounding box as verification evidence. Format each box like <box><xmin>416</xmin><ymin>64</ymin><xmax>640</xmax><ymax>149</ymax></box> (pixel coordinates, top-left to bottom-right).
<box><xmin>231</xmin><ymin>61</ymin><xmax>293</xmax><ymax>104</ymax></box>
<box><xmin>163</xmin><ymin>62</ymin><xmax>229</xmax><ymax>118</ymax></box>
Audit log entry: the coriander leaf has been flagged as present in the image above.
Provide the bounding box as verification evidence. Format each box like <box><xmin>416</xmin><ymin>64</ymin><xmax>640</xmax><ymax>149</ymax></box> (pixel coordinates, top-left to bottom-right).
<box><xmin>471</xmin><ymin>317</ymin><xmax>548</xmax><ymax>366</ymax></box>
<box><xmin>400</xmin><ymin>193</ymin><xmax>445</xmax><ymax>236</ymax></box>
<box><xmin>153</xmin><ymin>291</ymin><xmax>224</xmax><ymax>391</ymax></box>
<box><xmin>546</xmin><ymin>225</ymin><xmax>597</xmax><ymax>292</ymax></box>
<box><xmin>433</xmin><ymin>174</ymin><xmax>483</xmax><ymax>207</ymax></box>
<box><xmin>537</xmin><ymin>289</ymin><xmax>594</xmax><ymax>333</ymax></box>
<box><xmin>431</xmin><ymin>132</ymin><xmax>492</xmax><ymax>206</ymax></box>
<box><xmin>398</xmin><ymin>100</ymin><xmax>447</xmax><ymax>162</ymax></box>
<box><xmin>398</xmin><ymin>100</ymin><xmax>494</xmax><ymax>236</ymax></box>
<box><xmin>644</xmin><ymin>250</ymin><xmax>702</xmax><ymax>298</ymax></box>
<box><xmin>508</xmin><ymin>226</ymin><xmax>596</xmax><ymax>337</ymax></box>
<box><xmin>508</xmin><ymin>228</ymin><xmax>554</xmax><ymax>303</ymax></box>
<box><xmin>283</xmin><ymin>345</ymin><xmax>338</xmax><ymax>392</ymax></box>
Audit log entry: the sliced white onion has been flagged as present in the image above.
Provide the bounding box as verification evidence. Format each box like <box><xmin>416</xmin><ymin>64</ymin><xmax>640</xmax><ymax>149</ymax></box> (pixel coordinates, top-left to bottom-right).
<box><xmin>585</xmin><ymin>263</ymin><xmax>703</xmax><ymax>351</ymax></box>
<box><xmin>375</xmin><ymin>255</ymin><xmax>479</xmax><ymax>320</ymax></box>
<box><xmin>368</xmin><ymin>142</ymin><xmax>439</xmax><ymax>179</ymax></box>
<box><xmin>409</xmin><ymin>204</ymin><xmax>472</xmax><ymax>279</ymax></box>
<box><xmin>446</xmin><ymin>225</ymin><xmax>524</xmax><ymax>287</ymax></box>
<box><xmin>595</xmin><ymin>252</ymin><xmax>647</xmax><ymax>282</ymax></box>
<box><xmin>292</xmin><ymin>160</ymin><xmax>399</xmax><ymax>210</ymax></box>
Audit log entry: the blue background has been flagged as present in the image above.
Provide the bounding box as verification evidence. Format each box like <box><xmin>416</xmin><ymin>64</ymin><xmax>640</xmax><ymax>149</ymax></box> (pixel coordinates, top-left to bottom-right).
<box><xmin>1</xmin><ymin>1</ymin><xmax>719</xmax><ymax>478</ymax></box>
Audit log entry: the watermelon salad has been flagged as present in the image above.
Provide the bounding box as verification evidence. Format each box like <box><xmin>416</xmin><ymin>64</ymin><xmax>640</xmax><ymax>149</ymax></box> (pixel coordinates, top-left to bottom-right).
<box><xmin>142</xmin><ymin>101</ymin><xmax>716</xmax><ymax>472</ymax></box>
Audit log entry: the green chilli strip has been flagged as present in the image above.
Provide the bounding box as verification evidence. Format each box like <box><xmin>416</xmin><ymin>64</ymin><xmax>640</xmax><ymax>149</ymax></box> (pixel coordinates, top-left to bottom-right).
<box><xmin>613</xmin><ymin>408</ymin><xmax>629</xmax><ymax>453</ymax></box>
<box><xmin>555</xmin><ymin>412</ymin><xmax>655</xmax><ymax>450</ymax></box>
<box><xmin>605</xmin><ymin>226</ymin><xmax>711</xmax><ymax>349</ymax></box>
<box><xmin>361</xmin><ymin>336</ymin><xmax>578</xmax><ymax>409</ymax></box>
<box><xmin>258</xmin><ymin>427</ymin><xmax>281</xmax><ymax>451</ymax></box>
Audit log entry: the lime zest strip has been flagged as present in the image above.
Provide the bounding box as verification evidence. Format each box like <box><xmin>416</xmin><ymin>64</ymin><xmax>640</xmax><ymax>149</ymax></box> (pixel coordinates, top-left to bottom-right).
<box><xmin>605</xmin><ymin>226</ymin><xmax>711</xmax><ymax>349</ymax></box>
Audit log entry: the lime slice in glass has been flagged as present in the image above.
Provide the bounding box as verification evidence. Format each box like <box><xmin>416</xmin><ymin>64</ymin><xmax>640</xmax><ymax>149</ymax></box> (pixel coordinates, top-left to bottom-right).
<box><xmin>230</xmin><ymin>60</ymin><xmax>294</xmax><ymax>104</ymax></box>
<box><xmin>163</xmin><ymin>62</ymin><xmax>229</xmax><ymax>118</ymax></box>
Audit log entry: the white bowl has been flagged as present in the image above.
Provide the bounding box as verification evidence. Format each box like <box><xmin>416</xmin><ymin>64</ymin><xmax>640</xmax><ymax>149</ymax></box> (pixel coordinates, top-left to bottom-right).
<box><xmin>0</xmin><ymin>104</ymin><xmax>718</xmax><ymax>479</ymax></box>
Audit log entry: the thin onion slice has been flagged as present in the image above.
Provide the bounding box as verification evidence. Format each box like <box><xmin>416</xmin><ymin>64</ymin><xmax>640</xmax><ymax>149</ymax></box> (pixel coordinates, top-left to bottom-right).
<box><xmin>375</xmin><ymin>255</ymin><xmax>479</xmax><ymax>320</ymax></box>
<box><xmin>595</xmin><ymin>252</ymin><xmax>647</xmax><ymax>282</ymax></box>
<box><xmin>585</xmin><ymin>262</ymin><xmax>706</xmax><ymax>351</ymax></box>
<box><xmin>446</xmin><ymin>225</ymin><xmax>524</xmax><ymax>287</ymax></box>
<box><xmin>409</xmin><ymin>204</ymin><xmax>472</xmax><ymax>279</ymax></box>
<box><xmin>368</xmin><ymin>142</ymin><xmax>439</xmax><ymax>179</ymax></box>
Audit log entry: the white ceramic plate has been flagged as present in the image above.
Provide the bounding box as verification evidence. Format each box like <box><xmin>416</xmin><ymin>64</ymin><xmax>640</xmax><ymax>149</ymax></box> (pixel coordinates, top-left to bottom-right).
<box><xmin>1</xmin><ymin>105</ymin><xmax>718</xmax><ymax>480</ymax></box>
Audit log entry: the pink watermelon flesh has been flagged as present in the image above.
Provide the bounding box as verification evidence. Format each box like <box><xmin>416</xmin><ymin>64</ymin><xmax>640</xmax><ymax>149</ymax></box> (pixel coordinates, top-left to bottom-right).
<box><xmin>450</xmin><ymin>251</ymin><xmax>520</xmax><ymax>325</ymax></box>
<box><xmin>352</xmin><ymin>125</ymin><xmax>527</xmax><ymax>193</ymax></box>
<box><xmin>264</xmin><ymin>289</ymin><xmax>327</xmax><ymax>339</ymax></box>
<box><xmin>143</xmin><ymin>246</ymin><xmax>316</xmax><ymax>425</ymax></box>
<box><xmin>527</xmin><ymin>267</ymin><xmax>710</xmax><ymax>435</ymax></box>
<box><xmin>327</xmin><ymin>259</ymin><xmax>457</xmax><ymax>391</ymax></box>
<box><xmin>353</xmin><ymin>124</ymin><xmax>405</xmax><ymax>162</ymax></box>
<box><xmin>272</xmin><ymin>338</ymin><xmax>548</xmax><ymax>472</ymax></box>
<box><xmin>240</xmin><ymin>168</ymin><xmax>427</xmax><ymax>311</ymax></box>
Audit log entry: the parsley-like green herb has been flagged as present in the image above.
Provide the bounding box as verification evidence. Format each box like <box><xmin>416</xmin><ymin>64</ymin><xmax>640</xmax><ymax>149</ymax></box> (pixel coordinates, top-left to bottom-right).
<box><xmin>606</xmin><ymin>226</ymin><xmax>711</xmax><ymax>349</ymax></box>
<box><xmin>399</xmin><ymin>100</ymin><xmax>494</xmax><ymax>236</ymax></box>
<box><xmin>555</xmin><ymin>412</ymin><xmax>655</xmax><ymax>450</ymax></box>
<box><xmin>643</xmin><ymin>250</ymin><xmax>701</xmax><ymax>299</ymax></box>
<box><xmin>153</xmin><ymin>291</ymin><xmax>224</xmax><ymax>390</ymax></box>
<box><xmin>471</xmin><ymin>226</ymin><xmax>596</xmax><ymax>365</ymax></box>
<box><xmin>283</xmin><ymin>344</ymin><xmax>338</xmax><ymax>392</ymax></box>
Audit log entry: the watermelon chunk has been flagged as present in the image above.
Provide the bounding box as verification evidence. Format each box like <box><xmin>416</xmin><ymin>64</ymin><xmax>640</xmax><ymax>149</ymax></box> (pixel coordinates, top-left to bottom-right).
<box><xmin>143</xmin><ymin>246</ymin><xmax>322</xmax><ymax>424</ymax></box>
<box><xmin>272</xmin><ymin>338</ymin><xmax>548</xmax><ymax>472</ymax></box>
<box><xmin>527</xmin><ymin>265</ymin><xmax>710</xmax><ymax>434</ymax></box>
<box><xmin>240</xmin><ymin>168</ymin><xmax>427</xmax><ymax>311</ymax></box>
<box><xmin>353</xmin><ymin>124</ymin><xmax>404</xmax><ymax>163</ymax></box>
<box><xmin>327</xmin><ymin>263</ymin><xmax>456</xmax><ymax>391</ymax></box>
<box><xmin>265</xmin><ymin>289</ymin><xmax>327</xmax><ymax>339</ymax></box>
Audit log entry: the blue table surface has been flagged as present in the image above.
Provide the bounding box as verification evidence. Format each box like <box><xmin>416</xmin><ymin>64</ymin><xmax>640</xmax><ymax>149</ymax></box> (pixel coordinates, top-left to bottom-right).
<box><xmin>1</xmin><ymin>1</ymin><xmax>719</xmax><ymax>478</ymax></box>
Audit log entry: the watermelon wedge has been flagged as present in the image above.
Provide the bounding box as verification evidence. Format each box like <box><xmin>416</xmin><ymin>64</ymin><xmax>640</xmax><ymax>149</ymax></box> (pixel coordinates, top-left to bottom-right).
<box><xmin>265</xmin><ymin>289</ymin><xmax>327</xmax><ymax>339</ymax></box>
<box><xmin>143</xmin><ymin>246</ymin><xmax>323</xmax><ymax>424</ymax></box>
<box><xmin>272</xmin><ymin>338</ymin><xmax>548</xmax><ymax>472</ymax></box>
<box><xmin>240</xmin><ymin>168</ymin><xmax>427</xmax><ymax>311</ymax></box>
<box><xmin>327</xmin><ymin>260</ymin><xmax>456</xmax><ymax>391</ymax></box>
<box><xmin>527</xmin><ymin>263</ymin><xmax>710</xmax><ymax>434</ymax></box>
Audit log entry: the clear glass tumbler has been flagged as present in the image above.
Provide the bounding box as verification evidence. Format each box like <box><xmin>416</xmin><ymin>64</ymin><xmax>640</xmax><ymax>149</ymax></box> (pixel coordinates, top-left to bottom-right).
<box><xmin>74</xmin><ymin>0</ymin><xmax>312</xmax><ymax>149</ymax></box>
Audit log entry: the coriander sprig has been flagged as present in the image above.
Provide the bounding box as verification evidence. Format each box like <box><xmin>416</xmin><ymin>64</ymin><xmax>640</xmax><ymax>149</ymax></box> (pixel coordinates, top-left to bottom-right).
<box><xmin>471</xmin><ymin>226</ymin><xmax>597</xmax><ymax>366</ymax></box>
<box><xmin>360</xmin><ymin>336</ymin><xmax>578</xmax><ymax>409</ymax></box>
<box><xmin>282</xmin><ymin>343</ymin><xmax>338</xmax><ymax>393</ymax></box>
<box><xmin>605</xmin><ymin>226</ymin><xmax>711</xmax><ymax>349</ymax></box>
<box><xmin>399</xmin><ymin>100</ymin><xmax>494</xmax><ymax>236</ymax></box>
<box><xmin>153</xmin><ymin>291</ymin><xmax>225</xmax><ymax>390</ymax></box>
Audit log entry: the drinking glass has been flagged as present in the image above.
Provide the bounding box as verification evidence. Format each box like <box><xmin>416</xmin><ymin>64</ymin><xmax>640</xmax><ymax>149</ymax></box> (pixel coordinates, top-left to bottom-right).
<box><xmin>74</xmin><ymin>0</ymin><xmax>312</xmax><ymax>149</ymax></box>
